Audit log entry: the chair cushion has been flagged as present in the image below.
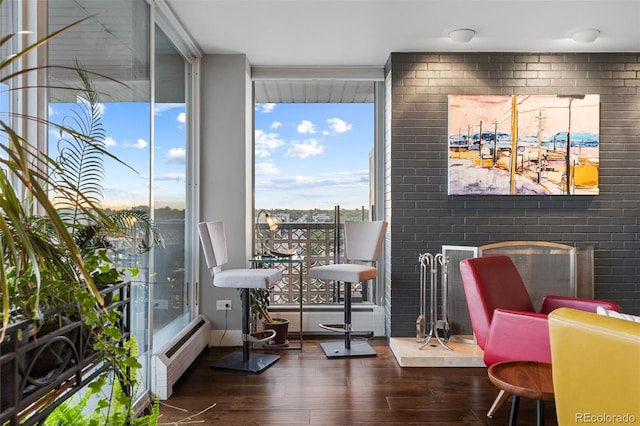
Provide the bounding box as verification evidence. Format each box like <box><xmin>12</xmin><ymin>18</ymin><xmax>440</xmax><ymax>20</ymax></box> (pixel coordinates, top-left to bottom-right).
<box><xmin>309</xmin><ymin>263</ymin><xmax>377</xmax><ymax>283</ymax></box>
<box><xmin>484</xmin><ymin>309</ymin><xmax>551</xmax><ymax>365</ymax></box>
<box><xmin>596</xmin><ymin>306</ymin><xmax>640</xmax><ymax>323</ymax></box>
<box><xmin>540</xmin><ymin>295</ymin><xmax>620</xmax><ymax>314</ymax></box>
<box><xmin>214</xmin><ymin>268</ymin><xmax>282</xmax><ymax>289</ymax></box>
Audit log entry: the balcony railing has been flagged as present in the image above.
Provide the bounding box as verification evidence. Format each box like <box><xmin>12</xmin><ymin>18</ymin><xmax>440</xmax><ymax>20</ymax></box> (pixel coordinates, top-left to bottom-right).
<box><xmin>257</xmin><ymin>222</ymin><xmax>373</xmax><ymax>306</ymax></box>
<box><xmin>0</xmin><ymin>282</ymin><xmax>131</xmax><ymax>425</ymax></box>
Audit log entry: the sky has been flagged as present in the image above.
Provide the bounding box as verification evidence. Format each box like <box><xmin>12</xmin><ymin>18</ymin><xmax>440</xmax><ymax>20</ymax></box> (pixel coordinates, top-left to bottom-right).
<box><xmin>48</xmin><ymin>100</ymin><xmax>186</xmax><ymax>210</ymax></box>
<box><xmin>254</xmin><ymin>102</ymin><xmax>374</xmax><ymax>210</ymax></box>
<box><xmin>448</xmin><ymin>94</ymin><xmax>600</xmax><ymax>138</ymax></box>
<box><xmin>6</xmin><ymin>90</ymin><xmax>373</xmax><ymax>212</ymax></box>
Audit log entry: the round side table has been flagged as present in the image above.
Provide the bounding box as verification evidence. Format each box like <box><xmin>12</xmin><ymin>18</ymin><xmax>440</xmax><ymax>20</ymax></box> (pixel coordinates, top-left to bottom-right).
<box><xmin>488</xmin><ymin>361</ymin><xmax>554</xmax><ymax>426</ymax></box>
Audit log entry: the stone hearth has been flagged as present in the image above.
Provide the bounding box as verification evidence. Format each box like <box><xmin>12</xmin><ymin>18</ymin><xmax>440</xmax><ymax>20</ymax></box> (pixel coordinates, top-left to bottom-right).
<box><xmin>389</xmin><ymin>336</ymin><xmax>485</xmax><ymax>367</ymax></box>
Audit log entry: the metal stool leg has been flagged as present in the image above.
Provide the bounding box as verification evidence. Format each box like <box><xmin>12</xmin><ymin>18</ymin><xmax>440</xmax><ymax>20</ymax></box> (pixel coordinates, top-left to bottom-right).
<box><xmin>241</xmin><ymin>288</ymin><xmax>250</xmax><ymax>361</ymax></box>
<box><xmin>211</xmin><ymin>289</ymin><xmax>279</xmax><ymax>372</ymax></box>
<box><xmin>537</xmin><ymin>400</ymin><xmax>545</xmax><ymax>426</ymax></box>
<box><xmin>320</xmin><ymin>281</ymin><xmax>376</xmax><ymax>358</ymax></box>
<box><xmin>509</xmin><ymin>395</ymin><xmax>520</xmax><ymax>426</ymax></box>
<box><xmin>344</xmin><ymin>282</ymin><xmax>352</xmax><ymax>350</ymax></box>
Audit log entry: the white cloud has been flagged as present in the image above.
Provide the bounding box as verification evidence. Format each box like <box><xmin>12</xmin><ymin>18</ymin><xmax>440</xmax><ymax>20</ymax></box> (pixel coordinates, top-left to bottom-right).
<box><xmin>256</xmin><ymin>162</ymin><xmax>281</xmax><ymax>175</ymax></box>
<box><xmin>297</xmin><ymin>120</ymin><xmax>316</xmax><ymax>134</ymax></box>
<box><xmin>327</xmin><ymin>117</ymin><xmax>353</xmax><ymax>133</ymax></box>
<box><xmin>77</xmin><ymin>96</ymin><xmax>105</xmax><ymax>118</ymax></box>
<box><xmin>49</xmin><ymin>128</ymin><xmax>116</xmax><ymax>148</ymax></box>
<box><xmin>103</xmin><ymin>136</ymin><xmax>117</xmax><ymax>147</ymax></box>
<box><xmin>270</xmin><ymin>121</ymin><xmax>282</xmax><ymax>129</ymax></box>
<box><xmin>102</xmin><ymin>184</ymin><xmax>147</xmax><ymax>206</ymax></box>
<box><xmin>284</xmin><ymin>138</ymin><xmax>325</xmax><ymax>159</ymax></box>
<box><xmin>266</xmin><ymin>170</ymin><xmax>369</xmax><ymax>189</ymax></box>
<box><xmin>155</xmin><ymin>172</ymin><xmax>185</xmax><ymax>182</ymax></box>
<box><xmin>154</xmin><ymin>103</ymin><xmax>183</xmax><ymax>115</ymax></box>
<box><xmin>129</xmin><ymin>138</ymin><xmax>148</xmax><ymax>149</ymax></box>
<box><xmin>255</xmin><ymin>129</ymin><xmax>285</xmax><ymax>158</ymax></box>
<box><xmin>259</xmin><ymin>103</ymin><xmax>276</xmax><ymax>113</ymax></box>
<box><xmin>49</xmin><ymin>129</ymin><xmax>63</xmax><ymax>140</ymax></box>
<box><xmin>177</xmin><ymin>112</ymin><xmax>186</xmax><ymax>124</ymax></box>
<box><xmin>166</xmin><ymin>147</ymin><xmax>185</xmax><ymax>164</ymax></box>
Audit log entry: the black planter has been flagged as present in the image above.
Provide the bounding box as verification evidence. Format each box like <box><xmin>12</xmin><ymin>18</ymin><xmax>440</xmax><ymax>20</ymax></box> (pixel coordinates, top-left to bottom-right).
<box><xmin>20</xmin><ymin>316</ymin><xmax>80</xmax><ymax>392</ymax></box>
<box><xmin>0</xmin><ymin>314</ymin><xmax>79</xmax><ymax>414</ymax></box>
<box><xmin>0</xmin><ymin>281</ymin><xmax>131</xmax><ymax>425</ymax></box>
<box><xmin>1</xmin><ymin>338</ymin><xmax>18</xmax><ymax>413</ymax></box>
<box><xmin>263</xmin><ymin>318</ymin><xmax>289</xmax><ymax>345</ymax></box>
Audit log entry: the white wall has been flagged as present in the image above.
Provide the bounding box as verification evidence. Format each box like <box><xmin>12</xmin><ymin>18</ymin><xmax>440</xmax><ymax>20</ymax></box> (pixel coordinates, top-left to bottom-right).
<box><xmin>199</xmin><ymin>54</ymin><xmax>253</xmax><ymax>340</ymax></box>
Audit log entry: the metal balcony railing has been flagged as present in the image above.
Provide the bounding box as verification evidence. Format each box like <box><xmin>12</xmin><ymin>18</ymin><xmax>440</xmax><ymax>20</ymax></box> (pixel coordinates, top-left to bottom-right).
<box><xmin>257</xmin><ymin>222</ymin><xmax>373</xmax><ymax>306</ymax></box>
<box><xmin>0</xmin><ymin>282</ymin><xmax>131</xmax><ymax>425</ymax></box>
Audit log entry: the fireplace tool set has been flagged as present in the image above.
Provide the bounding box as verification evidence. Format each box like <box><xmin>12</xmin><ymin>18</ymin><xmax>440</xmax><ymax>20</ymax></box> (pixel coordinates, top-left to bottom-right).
<box><xmin>417</xmin><ymin>252</ymin><xmax>452</xmax><ymax>351</ymax></box>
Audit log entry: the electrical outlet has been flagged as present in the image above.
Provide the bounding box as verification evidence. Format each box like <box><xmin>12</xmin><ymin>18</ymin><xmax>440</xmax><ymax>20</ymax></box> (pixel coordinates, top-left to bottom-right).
<box><xmin>216</xmin><ymin>300</ymin><xmax>232</xmax><ymax>310</ymax></box>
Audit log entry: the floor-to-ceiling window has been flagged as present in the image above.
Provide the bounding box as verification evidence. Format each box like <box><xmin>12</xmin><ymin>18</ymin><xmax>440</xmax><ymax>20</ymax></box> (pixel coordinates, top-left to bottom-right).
<box><xmin>253</xmin><ymin>73</ymin><xmax>386</xmax><ymax>329</ymax></box>
<box><xmin>0</xmin><ymin>0</ymin><xmax>9</xmax><ymax>170</ymax></box>
<box><xmin>151</xmin><ymin>21</ymin><xmax>191</xmax><ymax>348</ymax></box>
<box><xmin>47</xmin><ymin>0</ymin><xmax>154</xmax><ymax>397</ymax></box>
<box><xmin>254</xmin><ymin>100</ymin><xmax>375</xmax><ymax>304</ymax></box>
<box><xmin>44</xmin><ymin>0</ymin><xmax>198</xmax><ymax>399</ymax></box>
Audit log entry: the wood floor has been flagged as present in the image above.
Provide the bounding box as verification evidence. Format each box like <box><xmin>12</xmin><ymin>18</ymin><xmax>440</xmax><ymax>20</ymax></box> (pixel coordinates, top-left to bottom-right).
<box><xmin>158</xmin><ymin>338</ymin><xmax>558</xmax><ymax>425</ymax></box>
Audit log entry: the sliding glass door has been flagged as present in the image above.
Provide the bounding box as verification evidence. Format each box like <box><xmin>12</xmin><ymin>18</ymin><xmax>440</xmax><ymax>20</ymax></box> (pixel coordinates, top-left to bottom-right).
<box><xmin>151</xmin><ymin>21</ymin><xmax>191</xmax><ymax>349</ymax></box>
<box><xmin>45</xmin><ymin>0</ymin><xmax>197</xmax><ymax>398</ymax></box>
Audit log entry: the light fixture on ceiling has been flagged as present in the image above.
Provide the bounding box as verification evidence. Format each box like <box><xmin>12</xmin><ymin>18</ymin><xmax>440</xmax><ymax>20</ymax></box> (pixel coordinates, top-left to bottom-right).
<box><xmin>572</xmin><ymin>29</ymin><xmax>600</xmax><ymax>43</ymax></box>
<box><xmin>449</xmin><ymin>29</ymin><xmax>475</xmax><ymax>43</ymax></box>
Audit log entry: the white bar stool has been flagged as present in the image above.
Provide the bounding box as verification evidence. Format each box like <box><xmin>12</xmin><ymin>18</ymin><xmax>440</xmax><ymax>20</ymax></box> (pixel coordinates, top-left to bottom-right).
<box><xmin>198</xmin><ymin>221</ymin><xmax>282</xmax><ymax>372</ymax></box>
<box><xmin>309</xmin><ymin>220</ymin><xmax>387</xmax><ymax>358</ymax></box>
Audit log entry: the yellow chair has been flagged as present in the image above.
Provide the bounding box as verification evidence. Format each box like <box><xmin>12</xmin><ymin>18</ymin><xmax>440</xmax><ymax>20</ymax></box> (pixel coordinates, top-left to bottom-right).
<box><xmin>548</xmin><ymin>308</ymin><xmax>640</xmax><ymax>425</ymax></box>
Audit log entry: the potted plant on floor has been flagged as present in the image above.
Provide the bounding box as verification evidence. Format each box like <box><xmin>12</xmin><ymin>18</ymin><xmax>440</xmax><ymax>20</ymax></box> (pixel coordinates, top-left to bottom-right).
<box><xmin>250</xmin><ymin>288</ymin><xmax>289</xmax><ymax>346</ymax></box>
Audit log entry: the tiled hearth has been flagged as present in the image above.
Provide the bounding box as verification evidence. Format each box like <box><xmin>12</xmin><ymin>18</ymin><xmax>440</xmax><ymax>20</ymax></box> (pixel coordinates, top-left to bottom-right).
<box><xmin>389</xmin><ymin>336</ymin><xmax>485</xmax><ymax>367</ymax></box>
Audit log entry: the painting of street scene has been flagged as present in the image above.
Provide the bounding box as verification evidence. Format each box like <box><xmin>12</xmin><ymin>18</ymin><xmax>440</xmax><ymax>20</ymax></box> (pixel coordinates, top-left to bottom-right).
<box><xmin>448</xmin><ymin>94</ymin><xmax>600</xmax><ymax>195</ymax></box>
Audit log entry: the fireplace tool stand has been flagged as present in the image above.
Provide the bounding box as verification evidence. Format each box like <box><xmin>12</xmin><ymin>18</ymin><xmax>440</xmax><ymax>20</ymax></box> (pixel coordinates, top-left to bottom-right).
<box><xmin>418</xmin><ymin>252</ymin><xmax>452</xmax><ymax>351</ymax></box>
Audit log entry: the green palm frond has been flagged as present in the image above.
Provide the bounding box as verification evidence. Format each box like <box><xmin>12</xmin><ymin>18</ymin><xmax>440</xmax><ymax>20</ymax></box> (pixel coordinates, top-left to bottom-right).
<box><xmin>0</xmin><ymin>27</ymin><xmax>112</xmax><ymax>331</ymax></box>
<box><xmin>0</xmin><ymin>16</ymin><xmax>93</xmax><ymax>83</ymax></box>
<box><xmin>54</xmin><ymin>60</ymin><xmax>106</xmax><ymax>225</ymax></box>
<box><xmin>49</xmin><ymin>62</ymin><xmax>163</xmax><ymax>256</ymax></box>
<box><xmin>106</xmin><ymin>210</ymin><xmax>165</xmax><ymax>253</ymax></box>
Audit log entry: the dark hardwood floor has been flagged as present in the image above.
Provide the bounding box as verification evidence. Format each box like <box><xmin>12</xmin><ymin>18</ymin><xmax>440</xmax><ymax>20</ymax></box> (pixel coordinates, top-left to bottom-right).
<box><xmin>158</xmin><ymin>338</ymin><xmax>558</xmax><ymax>425</ymax></box>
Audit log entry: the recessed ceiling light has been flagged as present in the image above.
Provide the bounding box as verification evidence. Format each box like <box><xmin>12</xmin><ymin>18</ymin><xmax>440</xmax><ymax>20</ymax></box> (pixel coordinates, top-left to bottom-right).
<box><xmin>449</xmin><ymin>29</ymin><xmax>475</xmax><ymax>43</ymax></box>
<box><xmin>572</xmin><ymin>29</ymin><xmax>600</xmax><ymax>43</ymax></box>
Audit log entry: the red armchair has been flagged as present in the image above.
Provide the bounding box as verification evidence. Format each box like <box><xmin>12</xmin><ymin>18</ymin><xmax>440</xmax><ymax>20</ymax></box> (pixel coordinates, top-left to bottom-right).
<box><xmin>459</xmin><ymin>255</ymin><xmax>620</xmax><ymax>417</ymax></box>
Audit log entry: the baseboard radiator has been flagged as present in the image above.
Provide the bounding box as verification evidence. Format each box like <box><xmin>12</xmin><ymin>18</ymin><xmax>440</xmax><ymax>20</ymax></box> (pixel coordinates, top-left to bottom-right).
<box><xmin>152</xmin><ymin>315</ymin><xmax>210</xmax><ymax>400</ymax></box>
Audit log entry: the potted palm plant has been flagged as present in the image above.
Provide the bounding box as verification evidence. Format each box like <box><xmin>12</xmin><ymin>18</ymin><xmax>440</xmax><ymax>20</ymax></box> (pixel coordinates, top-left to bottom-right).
<box><xmin>0</xmin><ymin>22</ymin><xmax>109</xmax><ymax>413</ymax></box>
<box><xmin>0</xmin><ymin>12</ymin><xmax>162</xmax><ymax>424</ymax></box>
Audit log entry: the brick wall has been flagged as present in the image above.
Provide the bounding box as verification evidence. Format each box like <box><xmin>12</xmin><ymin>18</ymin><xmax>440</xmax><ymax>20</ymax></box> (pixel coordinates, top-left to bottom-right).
<box><xmin>386</xmin><ymin>52</ymin><xmax>640</xmax><ymax>337</ymax></box>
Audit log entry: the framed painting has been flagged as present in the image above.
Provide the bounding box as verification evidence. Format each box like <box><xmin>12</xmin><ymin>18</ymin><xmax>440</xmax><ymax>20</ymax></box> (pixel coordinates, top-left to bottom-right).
<box><xmin>448</xmin><ymin>94</ymin><xmax>600</xmax><ymax>195</ymax></box>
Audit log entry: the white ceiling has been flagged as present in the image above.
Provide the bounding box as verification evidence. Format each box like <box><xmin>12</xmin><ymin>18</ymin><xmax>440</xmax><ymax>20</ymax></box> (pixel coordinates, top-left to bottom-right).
<box><xmin>165</xmin><ymin>0</ymin><xmax>640</xmax><ymax>67</ymax></box>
